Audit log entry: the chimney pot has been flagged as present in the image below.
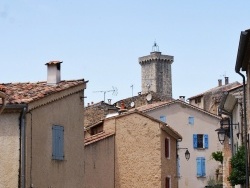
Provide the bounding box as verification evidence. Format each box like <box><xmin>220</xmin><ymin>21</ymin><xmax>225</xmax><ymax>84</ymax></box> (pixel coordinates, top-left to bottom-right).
<box><xmin>179</xmin><ymin>96</ymin><xmax>185</xmax><ymax>102</ymax></box>
<box><xmin>225</xmin><ymin>77</ymin><xmax>229</xmax><ymax>85</ymax></box>
<box><xmin>108</xmin><ymin>99</ymin><xmax>112</xmax><ymax>105</ymax></box>
<box><xmin>45</xmin><ymin>61</ymin><xmax>62</xmax><ymax>85</ymax></box>
<box><xmin>218</xmin><ymin>79</ymin><xmax>222</xmax><ymax>86</ymax></box>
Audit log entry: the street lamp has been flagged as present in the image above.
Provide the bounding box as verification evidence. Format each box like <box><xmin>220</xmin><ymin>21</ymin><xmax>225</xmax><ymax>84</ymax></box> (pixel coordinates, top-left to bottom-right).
<box><xmin>178</xmin><ymin>148</ymin><xmax>190</xmax><ymax>161</ymax></box>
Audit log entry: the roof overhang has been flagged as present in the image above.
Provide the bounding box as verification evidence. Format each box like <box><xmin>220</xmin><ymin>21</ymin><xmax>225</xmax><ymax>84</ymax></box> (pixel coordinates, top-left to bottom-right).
<box><xmin>235</xmin><ymin>29</ymin><xmax>250</xmax><ymax>72</ymax></box>
<box><xmin>219</xmin><ymin>92</ymin><xmax>237</xmax><ymax>115</ymax></box>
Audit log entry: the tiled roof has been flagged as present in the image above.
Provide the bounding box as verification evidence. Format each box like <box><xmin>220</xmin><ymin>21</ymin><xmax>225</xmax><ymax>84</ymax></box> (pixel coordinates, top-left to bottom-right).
<box><xmin>132</xmin><ymin>99</ymin><xmax>221</xmax><ymax>119</ymax></box>
<box><xmin>188</xmin><ymin>81</ymin><xmax>241</xmax><ymax>100</ymax></box>
<box><xmin>84</xmin><ymin>131</ymin><xmax>115</xmax><ymax>146</ymax></box>
<box><xmin>0</xmin><ymin>79</ymin><xmax>85</xmax><ymax>105</ymax></box>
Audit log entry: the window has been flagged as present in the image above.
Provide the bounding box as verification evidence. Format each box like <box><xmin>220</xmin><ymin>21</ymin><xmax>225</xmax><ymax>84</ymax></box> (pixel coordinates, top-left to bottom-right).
<box><xmin>196</xmin><ymin>157</ymin><xmax>206</xmax><ymax>177</ymax></box>
<box><xmin>52</xmin><ymin>125</ymin><xmax>64</xmax><ymax>160</ymax></box>
<box><xmin>90</xmin><ymin>124</ymin><xmax>103</xmax><ymax>135</ymax></box>
<box><xmin>165</xmin><ymin>138</ymin><xmax>170</xmax><ymax>158</ymax></box>
<box><xmin>193</xmin><ymin>134</ymin><xmax>208</xmax><ymax>149</ymax></box>
<box><xmin>165</xmin><ymin>177</ymin><xmax>170</xmax><ymax>188</ymax></box>
<box><xmin>188</xmin><ymin>116</ymin><xmax>194</xmax><ymax>125</ymax></box>
<box><xmin>160</xmin><ymin>115</ymin><xmax>166</xmax><ymax>123</ymax></box>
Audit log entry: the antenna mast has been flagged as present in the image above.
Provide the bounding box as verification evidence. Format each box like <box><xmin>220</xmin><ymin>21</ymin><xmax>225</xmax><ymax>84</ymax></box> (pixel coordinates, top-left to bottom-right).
<box><xmin>93</xmin><ymin>86</ymin><xmax>118</xmax><ymax>102</ymax></box>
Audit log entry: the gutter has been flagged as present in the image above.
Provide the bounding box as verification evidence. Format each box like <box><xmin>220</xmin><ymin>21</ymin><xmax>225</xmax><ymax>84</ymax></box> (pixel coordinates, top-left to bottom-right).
<box><xmin>20</xmin><ymin>106</ymin><xmax>27</xmax><ymax>188</ymax></box>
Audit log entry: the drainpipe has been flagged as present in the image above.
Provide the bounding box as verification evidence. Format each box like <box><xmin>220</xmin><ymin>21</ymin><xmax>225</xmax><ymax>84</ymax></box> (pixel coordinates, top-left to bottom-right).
<box><xmin>20</xmin><ymin>107</ymin><xmax>27</xmax><ymax>188</ymax></box>
<box><xmin>236</xmin><ymin>71</ymin><xmax>249</xmax><ymax>187</ymax></box>
<box><xmin>0</xmin><ymin>91</ymin><xmax>7</xmax><ymax>114</ymax></box>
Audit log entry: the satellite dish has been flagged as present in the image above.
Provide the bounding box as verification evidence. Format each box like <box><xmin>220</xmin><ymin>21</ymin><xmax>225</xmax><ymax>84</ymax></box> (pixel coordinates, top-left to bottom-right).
<box><xmin>146</xmin><ymin>93</ymin><xmax>152</xmax><ymax>101</ymax></box>
<box><xmin>130</xmin><ymin>101</ymin><xmax>135</xmax><ymax>108</ymax></box>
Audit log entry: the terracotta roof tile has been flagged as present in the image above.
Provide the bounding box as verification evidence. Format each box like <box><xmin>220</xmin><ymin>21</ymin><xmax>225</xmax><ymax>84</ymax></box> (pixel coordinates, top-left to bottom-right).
<box><xmin>0</xmin><ymin>79</ymin><xmax>85</xmax><ymax>105</ymax></box>
<box><xmin>85</xmin><ymin>131</ymin><xmax>115</xmax><ymax>146</ymax></box>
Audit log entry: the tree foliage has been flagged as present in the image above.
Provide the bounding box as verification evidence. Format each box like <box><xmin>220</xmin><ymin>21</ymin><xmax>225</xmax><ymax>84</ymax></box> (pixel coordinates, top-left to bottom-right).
<box><xmin>211</xmin><ymin>151</ymin><xmax>223</xmax><ymax>164</ymax></box>
<box><xmin>227</xmin><ymin>146</ymin><xmax>246</xmax><ymax>186</ymax></box>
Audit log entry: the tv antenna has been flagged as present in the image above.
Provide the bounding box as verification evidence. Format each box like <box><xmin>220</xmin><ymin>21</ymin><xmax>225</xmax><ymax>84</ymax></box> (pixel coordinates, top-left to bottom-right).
<box><xmin>93</xmin><ymin>86</ymin><xmax>118</xmax><ymax>102</ymax></box>
<box><xmin>130</xmin><ymin>84</ymin><xmax>133</xmax><ymax>97</ymax></box>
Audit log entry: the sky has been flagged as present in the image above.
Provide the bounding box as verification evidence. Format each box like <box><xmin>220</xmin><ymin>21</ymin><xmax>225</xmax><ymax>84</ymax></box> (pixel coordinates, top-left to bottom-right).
<box><xmin>1</xmin><ymin>1</ymin><xmax>250</xmax><ymax>106</ymax></box>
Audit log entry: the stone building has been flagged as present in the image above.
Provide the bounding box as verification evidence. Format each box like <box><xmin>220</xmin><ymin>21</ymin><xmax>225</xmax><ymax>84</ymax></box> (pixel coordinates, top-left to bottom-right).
<box><xmin>139</xmin><ymin>42</ymin><xmax>174</xmax><ymax>99</ymax></box>
<box><xmin>84</xmin><ymin>110</ymin><xmax>182</xmax><ymax>188</ymax></box>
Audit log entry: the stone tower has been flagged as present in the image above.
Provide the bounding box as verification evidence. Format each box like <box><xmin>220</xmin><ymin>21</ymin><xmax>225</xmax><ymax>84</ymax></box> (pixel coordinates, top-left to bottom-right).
<box><xmin>139</xmin><ymin>43</ymin><xmax>174</xmax><ymax>99</ymax></box>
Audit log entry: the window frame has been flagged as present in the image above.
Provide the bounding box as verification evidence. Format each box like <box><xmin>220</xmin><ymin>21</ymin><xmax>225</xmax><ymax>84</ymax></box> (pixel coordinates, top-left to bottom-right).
<box><xmin>193</xmin><ymin>134</ymin><xmax>208</xmax><ymax>149</ymax></box>
<box><xmin>165</xmin><ymin>176</ymin><xmax>171</xmax><ymax>188</ymax></box>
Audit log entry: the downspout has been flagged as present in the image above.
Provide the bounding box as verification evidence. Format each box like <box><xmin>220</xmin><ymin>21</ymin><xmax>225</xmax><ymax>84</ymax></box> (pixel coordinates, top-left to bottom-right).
<box><xmin>20</xmin><ymin>107</ymin><xmax>27</xmax><ymax>188</ymax></box>
<box><xmin>236</xmin><ymin>71</ymin><xmax>249</xmax><ymax>187</ymax></box>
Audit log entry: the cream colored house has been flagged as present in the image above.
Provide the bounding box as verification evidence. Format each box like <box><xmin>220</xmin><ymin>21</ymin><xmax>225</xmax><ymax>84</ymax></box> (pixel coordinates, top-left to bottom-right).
<box><xmin>134</xmin><ymin>99</ymin><xmax>222</xmax><ymax>188</ymax></box>
<box><xmin>84</xmin><ymin>110</ymin><xmax>182</xmax><ymax>188</ymax></box>
<box><xmin>0</xmin><ymin>61</ymin><xmax>87</xmax><ymax>188</ymax></box>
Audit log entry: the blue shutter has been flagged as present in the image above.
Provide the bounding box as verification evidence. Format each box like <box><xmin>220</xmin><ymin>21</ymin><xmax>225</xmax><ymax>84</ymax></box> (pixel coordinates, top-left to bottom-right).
<box><xmin>193</xmin><ymin>134</ymin><xmax>197</xmax><ymax>148</ymax></box>
<box><xmin>188</xmin><ymin>116</ymin><xmax>194</xmax><ymax>125</ymax></box>
<box><xmin>52</xmin><ymin>125</ymin><xmax>64</xmax><ymax>160</ymax></box>
<box><xmin>196</xmin><ymin>157</ymin><xmax>202</xmax><ymax>177</ymax></box>
<box><xmin>201</xmin><ymin>157</ymin><xmax>206</xmax><ymax>176</ymax></box>
<box><xmin>160</xmin><ymin>115</ymin><xmax>166</xmax><ymax>123</ymax></box>
<box><xmin>204</xmin><ymin>134</ymin><xmax>208</xmax><ymax>149</ymax></box>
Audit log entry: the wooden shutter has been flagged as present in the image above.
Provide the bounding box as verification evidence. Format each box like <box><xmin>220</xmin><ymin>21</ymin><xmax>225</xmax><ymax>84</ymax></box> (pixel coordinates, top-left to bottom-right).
<box><xmin>165</xmin><ymin>138</ymin><xmax>169</xmax><ymax>158</ymax></box>
<box><xmin>201</xmin><ymin>157</ymin><xmax>206</xmax><ymax>176</ymax></box>
<box><xmin>193</xmin><ymin>134</ymin><xmax>197</xmax><ymax>148</ymax></box>
<box><xmin>52</xmin><ymin>125</ymin><xmax>64</xmax><ymax>160</ymax></box>
<box><xmin>196</xmin><ymin>157</ymin><xmax>202</xmax><ymax>177</ymax></box>
<box><xmin>165</xmin><ymin>177</ymin><xmax>170</xmax><ymax>188</ymax></box>
<box><xmin>188</xmin><ymin>116</ymin><xmax>194</xmax><ymax>125</ymax></box>
<box><xmin>204</xmin><ymin>134</ymin><xmax>208</xmax><ymax>149</ymax></box>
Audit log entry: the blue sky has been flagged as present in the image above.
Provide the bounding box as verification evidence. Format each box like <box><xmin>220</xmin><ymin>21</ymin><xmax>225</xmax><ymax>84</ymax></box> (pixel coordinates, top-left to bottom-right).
<box><xmin>1</xmin><ymin>1</ymin><xmax>249</xmax><ymax>105</ymax></box>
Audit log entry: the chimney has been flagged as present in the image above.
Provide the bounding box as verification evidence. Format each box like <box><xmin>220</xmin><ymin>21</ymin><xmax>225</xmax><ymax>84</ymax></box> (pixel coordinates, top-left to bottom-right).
<box><xmin>108</xmin><ymin>99</ymin><xmax>112</xmax><ymax>105</ymax></box>
<box><xmin>225</xmin><ymin>77</ymin><xmax>229</xmax><ymax>85</ymax></box>
<box><xmin>218</xmin><ymin>79</ymin><xmax>222</xmax><ymax>86</ymax></box>
<box><xmin>179</xmin><ymin>96</ymin><xmax>185</xmax><ymax>102</ymax></box>
<box><xmin>45</xmin><ymin>61</ymin><xmax>62</xmax><ymax>85</ymax></box>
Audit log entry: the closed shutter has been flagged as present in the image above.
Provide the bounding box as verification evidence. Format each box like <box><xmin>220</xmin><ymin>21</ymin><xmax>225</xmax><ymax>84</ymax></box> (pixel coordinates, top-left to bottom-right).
<box><xmin>165</xmin><ymin>138</ymin><xmax>169</xmax><ymax>158</ymax></box>
<box><xmin>204</xmin><ymin>134</ymin><xmax>208</xmax><ymax>149</ymax></box>
<box><xmin>165</xmin><ymin>177</ymin><xmax>170</xmax><ymax>188</ymax></box>
<box><xmin>193</xmin><ymin>134</ymin><xmax>197</xmax><ymax>148</ymax></box>
<box><xmin>52</xmin><ymin>125</ymin><xmax>64</xmax><ymax>160</ymax></box>
<box><xmin>188</xmin><ymin>116</ymin><xmax>194</xmax><ymax>125</ymax></box>
<box><xmin>196</xmin><ymin>157</ymin><xmax>202</xmax><ymax>177</ymax></box>
<box><xmin>201</xmin><ymin>157</ymin><xmax>206</xmax><ymax>176</ymax></box>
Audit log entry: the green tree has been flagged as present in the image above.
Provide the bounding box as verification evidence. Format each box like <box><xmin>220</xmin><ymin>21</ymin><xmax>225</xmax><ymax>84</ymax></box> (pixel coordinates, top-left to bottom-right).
<box><xmin>211</xmin><ymin>151</ymin><xmax>223</xmax><ymax>164</ymax></box>
<box><xmin>227</xmin><ymin>146</ymin><xmax>246</xmax><ymax>186</ymax></box>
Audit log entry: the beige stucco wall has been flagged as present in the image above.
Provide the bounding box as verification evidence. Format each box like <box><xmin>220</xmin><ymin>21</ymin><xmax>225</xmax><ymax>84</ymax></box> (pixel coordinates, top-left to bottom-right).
<box><xmin>103</xmin><ymin>113</ymin><xmax>178</xmax><ymax>188</ymax></box>
<box><xmin>0</xmin><ymin>112</ymin><xmax>20</xmax><ymax>188</ymax></box>
<box><xmin>25</xmin><ymin>91</ymin><xmax>85</xmax><ymax>188</ymax></box>
<box><xmin>84</xmin><ymin>135</ymin><xmax>115</xmax><ymax>188</ymax></box>
<box><xmin>145</xmin><ymin>102</ymin><xmax>222</xmax><ymax>188</ymax></box>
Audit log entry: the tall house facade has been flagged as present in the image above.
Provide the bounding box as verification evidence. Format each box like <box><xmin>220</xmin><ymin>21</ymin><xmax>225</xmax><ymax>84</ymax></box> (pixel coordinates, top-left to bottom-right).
<box><xmin>139</xmin><ymin>43</ymin><xmax>174</xmax><ymax>99</ymax></box>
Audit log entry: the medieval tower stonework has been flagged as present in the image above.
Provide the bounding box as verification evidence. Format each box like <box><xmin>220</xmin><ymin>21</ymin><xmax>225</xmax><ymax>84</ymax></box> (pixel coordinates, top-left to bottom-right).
<box><xmin>139</xmin><ymin>43</ymin><xmax>174</xmax><ymax>99</ymax></box>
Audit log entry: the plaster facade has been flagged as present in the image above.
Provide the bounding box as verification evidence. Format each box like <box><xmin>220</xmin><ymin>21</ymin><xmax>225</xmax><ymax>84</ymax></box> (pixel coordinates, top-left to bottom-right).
<box><xmin>0</xmin><ymin>112</ymin><xmax>21</xmax><ymax>188</ymax></box>
<box><xmin>137</xmin><ymin>100</ymin><xmax>222</xmax><ymax>188</ymax></box>
<box><xmin>25</xmin><ymin>91</ymin><xmax>85</xmax><ymax>188</ymax></box>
